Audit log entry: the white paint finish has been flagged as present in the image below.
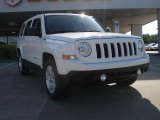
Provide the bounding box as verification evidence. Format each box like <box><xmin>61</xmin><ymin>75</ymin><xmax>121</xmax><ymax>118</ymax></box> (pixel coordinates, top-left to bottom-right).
<box><xmin>17</xmin><ymin>13</ymin><xmax>150</xmax><ymax>75</ymax></box>
<box><xmin>0</xmin><ymin>0</ymin><xmax>160</xmax><ymax>13</ymax></box>
<box><xmin>59</xmin><ymin>54</ymin><xmax>149</xmax><ymax>74</ymax></box>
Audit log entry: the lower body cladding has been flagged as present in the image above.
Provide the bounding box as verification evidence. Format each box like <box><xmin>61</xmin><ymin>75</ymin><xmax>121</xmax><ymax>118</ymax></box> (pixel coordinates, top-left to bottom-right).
<box><xmin>59</xmin><ymin>63</ymin><xmax>149</xmax><ymax>84</ymax></box>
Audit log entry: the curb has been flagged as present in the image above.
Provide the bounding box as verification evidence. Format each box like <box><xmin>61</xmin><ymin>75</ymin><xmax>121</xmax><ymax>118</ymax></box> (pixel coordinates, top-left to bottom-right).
<box><xmin>146</xmin><ymin>51</ymin><xmax>160</xmax><ymax>56</ymax></box>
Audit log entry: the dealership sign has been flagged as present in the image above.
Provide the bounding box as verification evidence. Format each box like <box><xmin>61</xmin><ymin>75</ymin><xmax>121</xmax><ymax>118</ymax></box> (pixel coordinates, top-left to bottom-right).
<box><xmin>4</xmin><ymin>0</ymin><xmax>22</xmax><ymax>7</ymax></box>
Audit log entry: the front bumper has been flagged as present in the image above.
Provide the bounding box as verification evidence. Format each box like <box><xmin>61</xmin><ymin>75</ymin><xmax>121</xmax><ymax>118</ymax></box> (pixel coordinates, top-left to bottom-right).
<box><xmin>57</xmin><ymin>54</ymin><xmax>149</xmax><ymax>75</ymax></box>
<box><xmin>59</xmin><ymin>63</ymin><xmax>149</xmax><ymax>83</ymax></box>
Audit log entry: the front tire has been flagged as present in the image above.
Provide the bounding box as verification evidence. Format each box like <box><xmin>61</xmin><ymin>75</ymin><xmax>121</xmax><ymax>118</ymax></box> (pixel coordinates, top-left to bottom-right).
<box><xmin>116</xmin><ymin>77</ymin><xmax>137</xmax><ymax>87</ymax></box>
<box><xmin>44</xmin><ymin>58</ymin><xmax>68</xmax><ymax>100</ymax></box>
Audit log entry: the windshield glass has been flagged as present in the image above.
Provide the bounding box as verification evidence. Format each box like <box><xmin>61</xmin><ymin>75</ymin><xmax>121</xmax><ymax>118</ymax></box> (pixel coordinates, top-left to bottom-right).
<box><xmin>45</xmin><ymin>15</ymin><xmax>105</xmax><ymax>34</ymax></box>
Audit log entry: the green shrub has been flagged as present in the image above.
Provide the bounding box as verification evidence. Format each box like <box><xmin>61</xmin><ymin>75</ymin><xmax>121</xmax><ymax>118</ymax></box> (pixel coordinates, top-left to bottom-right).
<box><xmin>0</xmin><ymin>45</ymin><xmax>17</xmax><ymax>60</ymax></box>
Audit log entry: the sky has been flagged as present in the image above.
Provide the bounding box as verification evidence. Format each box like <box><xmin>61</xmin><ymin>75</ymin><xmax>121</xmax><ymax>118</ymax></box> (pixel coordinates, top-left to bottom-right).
<box><xmin>143</xmin><ymin>20</ymin><xmax>158</xmax><ymax>35</ymax></box>
<box><xmin>126</xmin><ymin>20</ymin><xmax>158</xmax><ymax>35</ymax></box>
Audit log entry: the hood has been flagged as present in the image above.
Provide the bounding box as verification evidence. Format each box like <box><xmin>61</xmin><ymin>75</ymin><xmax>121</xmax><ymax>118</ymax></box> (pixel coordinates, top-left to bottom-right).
<box><xmin>45</xmin><ymin>32</ymin><xmax>141</xmax><ymax>43</ymax></box>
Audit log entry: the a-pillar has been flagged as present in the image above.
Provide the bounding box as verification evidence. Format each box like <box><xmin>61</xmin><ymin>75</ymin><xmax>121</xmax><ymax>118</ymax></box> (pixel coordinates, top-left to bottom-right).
<box><xmin>131</xmin><ymin>24</ymin><xmax>142</xmax><ymax>37</ymax></box>
<box><xmin>157</xmin><ymin>9</ymin><xmax>160</xmax><ymax>54</ymax></box>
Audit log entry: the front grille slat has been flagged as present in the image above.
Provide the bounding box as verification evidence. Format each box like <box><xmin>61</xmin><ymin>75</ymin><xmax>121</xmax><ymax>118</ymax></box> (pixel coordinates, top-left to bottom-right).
<box><xmin>108</xmin><ymin>43</ymin><xmax>112</xmax><ymax>58</ymax></box>
<box><xmin>120</xmin><ymin>42</ymin><xmax>124</xmax><ymax>57</ymax></box>
<box><xmin>131</xmin><ymin>42</ymin><xmax>134</xmax><ymax>56</ymax></box>
<box><xmin>100</xmin><ymin>43</ymin><xmax>105</xmax><ymax>58</ymax></box>
<box><xmin>114</xmin><ymin>43</ymin><xmax>118</xmax><ymax>57</ymax></box>
<box><xmin>123</xmin><ymin>43</ymin><xmax>127</xmax><ymax>56</ymax></box>
<box><xmin>95</xmin><ymin>41</ymin><xmax>137</xmax><ymax>59</ymax></box>
<box><xmin>126</xmin><ymin>42</ymin><xmax>130</xmax><ymax>57</ymax></box>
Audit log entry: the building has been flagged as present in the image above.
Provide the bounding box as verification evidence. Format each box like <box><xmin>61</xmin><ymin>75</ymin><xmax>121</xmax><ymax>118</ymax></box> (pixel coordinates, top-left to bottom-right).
<box><xmin>0</xmin><ymin>0</ymin><xmax>160</xmax><ymax>53</ymax></box>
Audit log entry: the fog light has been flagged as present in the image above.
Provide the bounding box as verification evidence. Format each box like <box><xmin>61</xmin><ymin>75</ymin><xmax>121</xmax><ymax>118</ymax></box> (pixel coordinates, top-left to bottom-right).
<box><xmin>137</xmin><ymin>69</ymin><xmax>142</xmax><ymax>76</ymax></box>
<box><xmin>100</xmin><ymin>74</ymin><xmax>107</xmax><ymax>82</ymax></box>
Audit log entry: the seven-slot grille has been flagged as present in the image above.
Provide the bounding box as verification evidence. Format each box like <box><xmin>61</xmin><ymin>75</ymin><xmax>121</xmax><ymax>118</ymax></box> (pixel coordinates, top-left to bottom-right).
<box><xmin>95</xmin><ymin>42</ymin><xmax>137</xmax><ymax>59</ymax></box>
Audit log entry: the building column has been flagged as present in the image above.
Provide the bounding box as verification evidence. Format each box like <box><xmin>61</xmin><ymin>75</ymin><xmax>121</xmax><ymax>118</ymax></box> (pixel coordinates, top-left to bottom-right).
<box><xmin>157</xmin><ymin>9</ymin><xmax>160</xmax><ymax>54</ymax></box>
<box><xmin>112</xmin><ymin>19</ymin><xmax>120</xmax><ymax>33</ymax></box>
<box><xmin>131</xmin><ymin>24</ymin><xmax>142</xmax><ymax>37</ymax></box>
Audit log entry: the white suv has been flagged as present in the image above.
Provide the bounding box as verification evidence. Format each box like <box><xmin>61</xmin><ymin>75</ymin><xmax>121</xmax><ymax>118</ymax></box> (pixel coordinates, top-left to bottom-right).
<box><xmin>17</xmin><ymin>13</ymin><xmax>149</xmax><ymax>99</ymax></box>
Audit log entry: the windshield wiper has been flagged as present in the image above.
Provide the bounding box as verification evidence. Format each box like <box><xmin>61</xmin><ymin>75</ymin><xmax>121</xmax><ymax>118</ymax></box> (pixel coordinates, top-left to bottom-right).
<box><xmin>51</xmin><ymin>30</ymin><xmax>75</xmax><ymax>34</ymax></box>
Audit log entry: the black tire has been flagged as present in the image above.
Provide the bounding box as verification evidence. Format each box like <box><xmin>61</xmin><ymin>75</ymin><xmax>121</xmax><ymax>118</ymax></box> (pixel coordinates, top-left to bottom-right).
<box><xmin>44</xmin><ymin>58</ymin><xmax>69</xmax><ymax>100</ymax></box>
<box><xmin>116</xmin><ymin>77</ymin><xmax>137</xmax><ymax>87</ymax></box>
<box><xmin>18</xmin><ymin>54</ymin><xmax>29</xmax><ymax>75</ymax></box>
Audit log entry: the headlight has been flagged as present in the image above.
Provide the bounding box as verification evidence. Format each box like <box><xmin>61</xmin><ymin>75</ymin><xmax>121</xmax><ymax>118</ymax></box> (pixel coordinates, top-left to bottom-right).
<box><xmin>78</xmin><ymin>42</ymin><xmax>92</xmax><ymax>57</ymax></box>
<box><xmin>138</xmin><ymin>40</ymin><xmax>144</xmax><ymax>52</ymax></box>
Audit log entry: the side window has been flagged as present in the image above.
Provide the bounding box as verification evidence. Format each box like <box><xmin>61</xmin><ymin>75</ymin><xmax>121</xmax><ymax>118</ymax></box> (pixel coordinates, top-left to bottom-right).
<box><xmin>24</xmin><ymin>20</ymin><xmax>32</xmax><ymax>36</ymax></box>
<box><xmin>32</xmin><ymin>18</ymin><xmax>42</xmax><ymax>36</ymax></box>
<box><xmin>19</xmin><ymin>24</ymin><xmax>25</xmax><ymax>36</ymax></box>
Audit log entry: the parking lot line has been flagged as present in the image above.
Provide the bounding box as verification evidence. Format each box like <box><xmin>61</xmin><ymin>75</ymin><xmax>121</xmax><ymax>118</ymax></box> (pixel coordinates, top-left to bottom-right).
<box><xmin>151</xmin><ymin>61</ymin><xmax>160</xmax><ymax>63</ymax></box>
<box><xmin>153</xmin><ymin>64</ymin><xmax>160</xmax><ymax>66</ymax></box>
<box><xmin>150</xmin><ymin>65</ymin><xmax>160</xmax><ymax>71</ymax></box>
<box><xmin>0</xmin><ymin>62</ymin><xmax>16</xmax><ymax>70</ymax></box>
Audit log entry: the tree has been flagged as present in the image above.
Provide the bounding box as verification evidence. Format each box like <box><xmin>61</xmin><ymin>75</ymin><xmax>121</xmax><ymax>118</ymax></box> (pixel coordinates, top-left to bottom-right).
<box><xmin>142</xmin><ymin>34</ymin><xmax>158</xmax><ymax>44</ymax></box>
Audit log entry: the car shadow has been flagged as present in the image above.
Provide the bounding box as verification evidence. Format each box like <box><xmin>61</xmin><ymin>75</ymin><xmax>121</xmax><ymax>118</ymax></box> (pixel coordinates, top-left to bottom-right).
<box><xmin>38</xmin><ymin>85</ymin><xmax>160</xmax><ymax>120</ymax></box>
<box><xmin>18</xmin><ymin>65</ymin><xmax>160</xmax><ymax>120</ymax></box>
<box><xmin>1</xmin><ymin>62</ymin><xmax>160</xmax><ymax>120</ymax></box>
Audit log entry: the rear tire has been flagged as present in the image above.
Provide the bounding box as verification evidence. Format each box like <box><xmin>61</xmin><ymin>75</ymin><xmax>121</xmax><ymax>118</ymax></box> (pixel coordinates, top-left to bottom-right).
<box><xmin>18</xmin><ymin>54</ymin><xmax>29</xmax><ymax>75</ymax></box>
<box><xmin>44</xmin><ymin>58</ymin><xmax>69</xmax><ymax>100</ymax></box>
<box><xmin>116</xmin><ymin>77</ymin><xmax>137</xmax><ymax>87</ymax></box>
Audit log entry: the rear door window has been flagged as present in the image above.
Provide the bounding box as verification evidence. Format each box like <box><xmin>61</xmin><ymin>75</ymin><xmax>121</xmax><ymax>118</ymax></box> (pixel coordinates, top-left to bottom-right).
<box><xmin>24</xmin><ymin>20</ymin><xmax>32</xmax><ymax>36</ymax></box>
<box><xmin>32</xmin><ymin>18</ymin><xmax>42</xmax><ymax>36</ymax></box>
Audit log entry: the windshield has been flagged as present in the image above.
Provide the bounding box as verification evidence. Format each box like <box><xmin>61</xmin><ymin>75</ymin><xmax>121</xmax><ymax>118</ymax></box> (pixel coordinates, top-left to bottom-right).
<box><xmin>45</xmin><ymin>15</ymin><xmax>105</xmax><ymax>34</ymax></box>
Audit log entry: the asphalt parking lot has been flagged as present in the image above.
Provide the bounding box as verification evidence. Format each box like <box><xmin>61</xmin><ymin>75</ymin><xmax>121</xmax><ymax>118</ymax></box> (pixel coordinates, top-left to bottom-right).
<box><xmin>0</xmin><ymin>53</ymin><xmax>160</xmax><ymax>120</ymax></box>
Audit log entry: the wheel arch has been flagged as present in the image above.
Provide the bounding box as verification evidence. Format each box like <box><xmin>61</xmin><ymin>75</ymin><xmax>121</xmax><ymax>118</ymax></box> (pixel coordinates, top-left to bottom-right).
<box><xmin>43</xmin><ymin>52</ymin><xmax>56</xmax><ymax>69</ymax></box>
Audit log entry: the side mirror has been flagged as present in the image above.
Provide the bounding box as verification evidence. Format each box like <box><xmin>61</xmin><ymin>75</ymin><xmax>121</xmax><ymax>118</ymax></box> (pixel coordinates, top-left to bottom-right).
<box><xmin>27</xmin><ymin>27</ymin><xmax>42</xmax><ymax>37</ymax></box>
<box><xmin>105</xmin><ymin>27</ymin><xmax>111</xmax><ymax>32</ymax></box>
